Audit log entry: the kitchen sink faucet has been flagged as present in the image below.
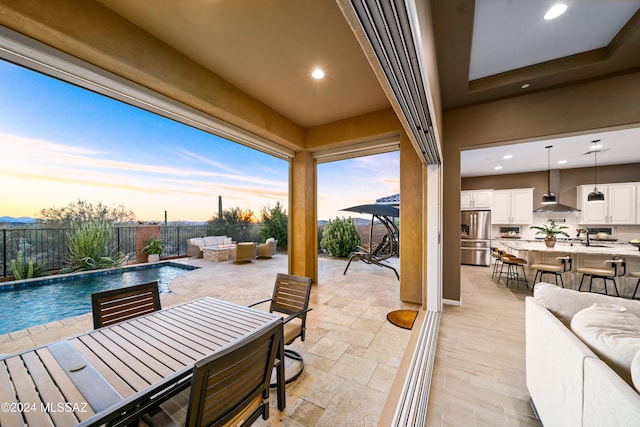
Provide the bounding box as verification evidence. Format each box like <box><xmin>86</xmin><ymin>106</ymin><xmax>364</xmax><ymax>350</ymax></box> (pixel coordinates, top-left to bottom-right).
<box><xmin>577</xmin><ymin>229</ymin><xmax>591</xmax><ymax>246</ymax></box>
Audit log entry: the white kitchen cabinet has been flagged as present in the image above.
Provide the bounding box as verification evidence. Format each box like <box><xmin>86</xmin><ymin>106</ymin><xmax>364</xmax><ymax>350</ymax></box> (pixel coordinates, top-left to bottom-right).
<box><xmin>491</xmin><ymin>188</ymin><xmax>533</xmax><ymax>224</ymax></box>
<box><xmin>577</xmin><ymin>183</ymin><xmax>637</xmax><ymax>225</ymax></box>
<box><xmin>461</xmin><ymin>190</ymin><xmax>492</xmax><ymax>210</ymax></box>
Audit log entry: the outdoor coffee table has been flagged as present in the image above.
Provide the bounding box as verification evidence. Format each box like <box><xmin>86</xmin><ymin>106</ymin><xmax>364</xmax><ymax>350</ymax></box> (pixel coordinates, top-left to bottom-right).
<box><xmin>202</xmin><ymin>245</ymin><xmax>234</xmax><ymax>262</ymax></box>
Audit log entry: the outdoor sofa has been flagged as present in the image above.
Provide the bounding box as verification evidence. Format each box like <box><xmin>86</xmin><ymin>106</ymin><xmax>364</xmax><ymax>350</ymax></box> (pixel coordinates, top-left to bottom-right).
<box><xmin>187</xmin><ymin>236</ymin><xmax>232</xmax><ymax>258</ymax></box>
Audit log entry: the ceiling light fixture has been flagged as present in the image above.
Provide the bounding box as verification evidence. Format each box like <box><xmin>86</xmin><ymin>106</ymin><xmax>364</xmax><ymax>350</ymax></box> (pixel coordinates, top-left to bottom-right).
<box><xmin>494</xmin><ymin>165</ymin><xmax>503</xmax><ymax>170</ymax></box>
<box><xmin>541</xmin><ymin>145</ymin><xmax>557</xmax><ymax>204</ymax></box>
<box><xmin>503</xmin><ymin>154</ymin><xmax>512</xmax><ymax>159</ymax></box>
<box><xmin>544</xmin><ymin>4</ymin><xmax>568</xmax><ymax>20</ymax></box>
<box><xmin>521</xmin><ymin>83</ymin><xmax>530</xmax><ymax>89</ymax></box>
<box><xmin>587</xmin><ymin>140</ymin><xmax>605</xmax><ymax>202</ymax></box>
<box><xmin>558</xmin><ymin>160</ymin><xmax>568</xmax><ymax>164</ymax></box>
<box><xmin>311</xmin><ymin>68</ymin><xmax>325</xmax><ymax>80</ymax></box>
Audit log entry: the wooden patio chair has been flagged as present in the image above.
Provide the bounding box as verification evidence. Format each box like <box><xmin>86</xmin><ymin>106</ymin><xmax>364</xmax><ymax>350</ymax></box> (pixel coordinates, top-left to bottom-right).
<box><xmin>91</xmin><ymin>281</ymin><xmax>161</xmax><ymax>329</ymax></box>
<box><xmin>149</xmin><ymin>320</ymin><xmax>282</xmax><ymax>427</ymax></box>
<box><xmin>248</xmin><ymin>273</ymin><xmax>313</xmax><ymax>384</ymax></box>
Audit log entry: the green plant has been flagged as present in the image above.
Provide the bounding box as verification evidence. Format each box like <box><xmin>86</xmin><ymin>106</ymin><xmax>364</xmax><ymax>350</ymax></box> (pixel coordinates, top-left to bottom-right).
<box><xmin>530</xmin><ymin>222</ymin><xmax>570</xmax><ymax>238</ymax></box>
<box><xmin>10</xmin><ymin>250</ymin><xmax>45</xmax><ymax>280</ymax></box>
<box><xmin>141</xmin><ymin>237</ymin><xmax>163</xmax><ymax>255</ymax></box>
<box><xmin>320</xmin><ymin>217</ymin><xmax>361</xmax><ymax>257</ymax></box>
<box><xmin>258</xmin><ymin>202</ymin><xmax>288</xmax><ymax>249</ymax></box>
<box><xmin>66</xmin><ymin>220</ymin><xmax>126</xmax><ymax>271</ymax></box>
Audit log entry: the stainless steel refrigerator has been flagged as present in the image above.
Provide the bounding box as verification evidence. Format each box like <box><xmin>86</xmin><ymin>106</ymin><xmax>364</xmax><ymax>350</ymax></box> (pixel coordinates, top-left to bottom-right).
<box><xmin>461</xmin><ymin>210</ymin><xmax>491</xmax><ymax>266</ymax></box>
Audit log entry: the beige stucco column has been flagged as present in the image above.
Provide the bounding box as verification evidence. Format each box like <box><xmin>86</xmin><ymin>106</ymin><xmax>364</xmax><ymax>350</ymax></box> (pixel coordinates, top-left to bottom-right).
<box><xmin>289</xmin><ymin>150</ymin><xmax>318</xmax><ymax>283</ymax></box>
<box><xmin>399</xmin><ymin>132</ymin><xmax>424</xmax><ymax>303</ymax></box>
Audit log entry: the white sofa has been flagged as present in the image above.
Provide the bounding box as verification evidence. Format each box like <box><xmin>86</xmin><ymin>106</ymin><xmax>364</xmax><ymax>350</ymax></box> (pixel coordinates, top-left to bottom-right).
<box><xmin>526</xmin><ymin>283</ymin><xmax>640</xmax><ymax>427</ymax></box>
<box><xmin>187</xmin><ymin>236</ymin><xmax>232</xmax><ymax>257</ymax></box>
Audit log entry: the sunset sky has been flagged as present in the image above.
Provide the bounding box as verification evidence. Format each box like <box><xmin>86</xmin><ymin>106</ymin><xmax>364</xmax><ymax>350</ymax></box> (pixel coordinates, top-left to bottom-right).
<box><xmin>0</xmin><ymin>59</ymin><xmax>399</xmax><ymax>222</ymax></box>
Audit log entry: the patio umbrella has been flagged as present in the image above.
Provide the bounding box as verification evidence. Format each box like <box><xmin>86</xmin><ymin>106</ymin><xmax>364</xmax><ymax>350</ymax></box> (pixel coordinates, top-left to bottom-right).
<box><xmin>341</xmin><ymin>203</ymin><xmax>399</xmax><ymax>217</ymax></box>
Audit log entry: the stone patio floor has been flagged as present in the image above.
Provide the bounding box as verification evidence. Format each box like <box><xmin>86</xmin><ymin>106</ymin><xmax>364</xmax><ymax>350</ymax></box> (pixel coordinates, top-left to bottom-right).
<box><xmin>0</xmin><ymin>254</ymin><xmax>417</xmax><ymax>426</ymax></box>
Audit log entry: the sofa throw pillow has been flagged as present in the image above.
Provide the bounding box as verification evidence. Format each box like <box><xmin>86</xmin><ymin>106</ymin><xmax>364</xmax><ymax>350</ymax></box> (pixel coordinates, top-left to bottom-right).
<box><xmin>189</xmin><ymin>237</ymin><xmax>205</xmax><ymax>247</ymax></box>
<box><xmin>223</xmin><ymin>237</ymin><xmax>232</xmax><ymax>245</ymax></box>
<box><xmin>571</xmin><ymin>303</ymin><xmax>640</xmax><ymax>386</ymax></box>
<box><xmin>534</xmin><ymin>283</ymin><xmax>640</xmax><ymax>326</ymax></box>
<box><xmin>632</xmin><ymin>349</ymin><xmax>640</xmax><ymax>393</ymax></box>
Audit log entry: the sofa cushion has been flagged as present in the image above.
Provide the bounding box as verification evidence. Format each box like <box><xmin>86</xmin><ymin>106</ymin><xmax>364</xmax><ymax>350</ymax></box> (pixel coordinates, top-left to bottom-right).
<box><xmin>189</xmin><ymin>237</ymin><xmax>205</xmax><ymax>247</ymax></box>
<box><xmin>223</xmin><ymin>237</ymin><xmax>233</xmax><ymax>245</ymax></box>
<box><xmin>571</xmin><ymin>303</ymin><xmax>640</xmax><ymax>386</ymax></box>
<box><xmin>203</xmin><ymin>236</ymin><xmax>225</xmax><ymax>246</ymax></box>
<box><xmin>632</xmin><ymin>349</ymin><xmax>640</xmax><ymax>393</ymax></box>
<box><xmin>534</xmin><ymin>282</ymin><xmax>640</xmax><ymax>326</ymax></box>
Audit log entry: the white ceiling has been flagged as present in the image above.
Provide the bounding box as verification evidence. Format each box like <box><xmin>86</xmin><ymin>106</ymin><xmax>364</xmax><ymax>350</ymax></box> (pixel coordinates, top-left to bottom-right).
<box><xmin>460</xmin><ymin>127</ymin><xmax>640</xmax><ymax>177</ymax></box>
<box><xmin>469</xmin><ymin>0</ymin><xmax>640</xmax><ymax>80</ymax></box>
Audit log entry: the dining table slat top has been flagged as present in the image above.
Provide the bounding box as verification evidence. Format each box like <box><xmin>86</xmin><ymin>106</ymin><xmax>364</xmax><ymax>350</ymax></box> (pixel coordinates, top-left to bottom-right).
<box><xmin>0</xmin><ymin>296</ymin><xmax>284</xmax><ymax>427</ymax></box>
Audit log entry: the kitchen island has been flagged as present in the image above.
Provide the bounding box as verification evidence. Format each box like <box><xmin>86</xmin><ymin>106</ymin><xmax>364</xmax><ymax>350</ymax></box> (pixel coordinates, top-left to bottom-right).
<box><xmin>493</xmin><ymin>240</ymin><xmax>640</xmax><ymax>297</ymax></box>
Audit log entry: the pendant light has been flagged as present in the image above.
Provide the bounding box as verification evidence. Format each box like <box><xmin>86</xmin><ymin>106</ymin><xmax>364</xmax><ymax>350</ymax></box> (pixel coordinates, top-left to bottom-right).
<box><xmin>541</xmin><ymin>145</ymin><xmax>557</xmax><ymax>204</ymax></box>
<box><xmin>587</xmin><ymin>140</ymin><xmax>605</xmax><ymax>202</ymax></box>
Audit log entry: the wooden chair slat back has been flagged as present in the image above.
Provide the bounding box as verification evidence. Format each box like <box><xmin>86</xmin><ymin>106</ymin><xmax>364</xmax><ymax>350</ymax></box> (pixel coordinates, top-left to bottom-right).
<box><xmin>270</xmin><ymin>273</ymin><xmax>312</xmax><ymax>316</ymax></box>
<box><xmin>91</xmin><ymin>281</ymin><xmax>161</xmax><ymax>329</ymax></box>
<box><xmin>186</xmin><ymin>321</ymin><xmax>281</xmax><ymax>427</ymax></box>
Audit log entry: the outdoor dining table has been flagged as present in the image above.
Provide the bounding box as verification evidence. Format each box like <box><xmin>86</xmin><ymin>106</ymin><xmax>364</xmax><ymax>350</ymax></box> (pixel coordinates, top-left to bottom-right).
<box><xmin>0</xmin><ymin>296</ymin><xmax>285</xmax><ymax>426</ymax></box>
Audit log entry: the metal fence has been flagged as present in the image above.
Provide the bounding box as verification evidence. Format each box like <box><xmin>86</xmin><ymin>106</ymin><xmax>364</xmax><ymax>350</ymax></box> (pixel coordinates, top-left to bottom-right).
<box><xmin>1</xmin><ymin>224</ymin><xmax>262</xmax><ymax>277</ymax></box>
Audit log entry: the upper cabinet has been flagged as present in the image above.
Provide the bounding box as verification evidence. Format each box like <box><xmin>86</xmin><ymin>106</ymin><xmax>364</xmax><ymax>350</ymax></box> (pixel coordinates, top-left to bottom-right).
<box><xmin>577</xmin><ymin>183</ymin><xmax>637</xmax><ymax>225</ymax></box>
<box><xmin>461</xmin><ymin>190</ymin><xmax>492</xmax><ymax>210</ymax></box>
<box><xmin>492</xmin><ymin>188</ymin><xmax>533</xmax><ymax>224</ymax></box>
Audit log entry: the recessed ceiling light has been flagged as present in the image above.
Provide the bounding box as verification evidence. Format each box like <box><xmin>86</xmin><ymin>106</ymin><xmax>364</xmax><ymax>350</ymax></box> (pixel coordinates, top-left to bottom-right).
<box><xmin>494</xmin><ymin>165</ymin><xmax>503</xmax><ymax>170</ymax></box>
<box><xmin>521</xmin><ymin>83</ymin><xmax>530</xmax><ymax>89</ymax></box>
<box><xmin>558</xmin><ymin>160</ymin><xmax>568</xmax><ymax>164</ymax></box>
<box><xmin>503</xmin><ymin>154</ymin><xmax>512</xmax><ymax>159</ymax></box>
<box><xmin>544</xmin><ymin>4</ymin><xmax>567</xmax><ymax>20</ymax></box>
<box><xmin>311</xmin><ymin>68</ymin><xmax>325</xmax><ymax>80</ymax></box>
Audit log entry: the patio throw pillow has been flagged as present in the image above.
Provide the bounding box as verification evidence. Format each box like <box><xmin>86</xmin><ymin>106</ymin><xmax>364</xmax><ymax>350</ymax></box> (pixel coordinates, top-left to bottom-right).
<box><xmin>571</xmin><ymin>303</ymin><xmax>640</xmax><ymax>386</ymax></box>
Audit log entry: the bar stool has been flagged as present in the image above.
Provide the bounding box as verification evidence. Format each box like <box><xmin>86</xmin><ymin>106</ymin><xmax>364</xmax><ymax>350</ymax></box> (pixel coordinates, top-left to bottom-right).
<box><xmin>630</xmin><ymin>271</ymin><xmax>640</xmax><ymax>300</ymax></box>
<box><xmin>576</xmin><ymin>259</ymin><xmax>625</xmax><ymax>296</ymax></box>
<box><xmin>491</xmin><ymin>247</ymin><xmax>504</xmax><ymax>279</ymax></box>
<box><xmin>498</xmin><ymin>253</ymin><xmax>528</xmax><ymax>288</ymax></box>
<box><xmin>530</xmin><ymin>256</ymin><xmax>571</xmax><ymax>288</ymax></box>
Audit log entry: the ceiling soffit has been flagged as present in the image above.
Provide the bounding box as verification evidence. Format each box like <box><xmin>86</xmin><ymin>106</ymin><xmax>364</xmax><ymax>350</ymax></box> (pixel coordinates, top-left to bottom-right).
<box><xmin>433</xmin><ymin>0</ymin><xmax>640</xmax><ymax>110</ymax></box>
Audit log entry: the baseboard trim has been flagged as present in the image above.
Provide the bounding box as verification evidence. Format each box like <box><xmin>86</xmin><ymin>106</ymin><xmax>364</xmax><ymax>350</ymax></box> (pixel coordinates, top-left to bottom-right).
<box><xmin>443</xmin><ymin>298</ymin><xmax>461</xmax><ymax>306</ymax></box>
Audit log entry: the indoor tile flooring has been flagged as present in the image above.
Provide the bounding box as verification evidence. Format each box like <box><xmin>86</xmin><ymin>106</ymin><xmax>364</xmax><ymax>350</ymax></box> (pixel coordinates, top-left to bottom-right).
<box><xmin>1</xmin><ymin>257</ymin><xmax>541</xmax><ymax>426</ymax></box>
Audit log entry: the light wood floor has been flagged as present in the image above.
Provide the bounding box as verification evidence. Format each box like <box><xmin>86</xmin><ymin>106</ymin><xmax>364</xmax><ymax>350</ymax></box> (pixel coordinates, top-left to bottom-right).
<box><xmin>425</xmin><ymin>265</ymin><xmax>542</xmax><ymax>427</ymax></box>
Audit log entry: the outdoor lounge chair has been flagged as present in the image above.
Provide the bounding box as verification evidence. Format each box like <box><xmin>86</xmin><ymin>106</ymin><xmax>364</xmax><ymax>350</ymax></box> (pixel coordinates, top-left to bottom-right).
<box><xmin>248</xmin><ymin>273</ymin><xmax>312</xmax><ymax>384</ymax></box>
<box><xmin>149</xmin><ymin>320</ymin><xmax>282</xmax><ymax>427</ymax></box>
<box><xmin>91</xmin><ymin>281</ymin><xmax>161</xmax><ymax>329</ymax></box>
<box><xmin>256</xmin><ymin>238</ymin><xmax>277</xmax><ymax>258</ymax></box>
<box><xmin>230</xmin><ymin>242</ymin><xmax>257</xmax><ymax>262</ymax></box>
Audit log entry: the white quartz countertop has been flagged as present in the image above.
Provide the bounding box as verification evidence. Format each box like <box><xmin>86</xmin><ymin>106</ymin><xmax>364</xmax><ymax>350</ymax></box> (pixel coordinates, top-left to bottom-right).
<box><xmin>495</xmin><ymin>240</ymin><xmax>640</xmax><ymax>257</ymax></box>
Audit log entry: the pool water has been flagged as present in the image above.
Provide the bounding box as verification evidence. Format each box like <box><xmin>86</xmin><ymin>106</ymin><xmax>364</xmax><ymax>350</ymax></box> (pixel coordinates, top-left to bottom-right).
<box><xmin>0</xmin><ymin>263</ymin><xmax>195</xmax><ymax>335</ymax></box>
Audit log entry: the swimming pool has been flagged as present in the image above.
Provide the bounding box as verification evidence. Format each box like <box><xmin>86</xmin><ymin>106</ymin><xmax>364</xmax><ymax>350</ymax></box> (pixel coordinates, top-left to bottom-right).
<box><xmin>0</xmin><ymin>262</ymin><xmax>197</xmax><ymax>335</ymax></box>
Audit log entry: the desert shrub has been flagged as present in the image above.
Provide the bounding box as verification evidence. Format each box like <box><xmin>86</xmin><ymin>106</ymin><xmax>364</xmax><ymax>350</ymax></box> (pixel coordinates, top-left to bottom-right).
<box><xmin>320</xmin><ymin>217</ymin><xmax>361</xmax><ymax>257</ymax></box>
<box><xmin>258</xmin><ymin>202</ymin><xmax>288</xmax><ymax>248</ymax></box>
<box><xmin>66</xmin><ymin>220</ymin><xmax>126</xmax><ymax>271</ymax></box>
<box><xmin>10</xmin><ymin>250</ymin><xmax>45</xmax><ymax>280</ymax></box>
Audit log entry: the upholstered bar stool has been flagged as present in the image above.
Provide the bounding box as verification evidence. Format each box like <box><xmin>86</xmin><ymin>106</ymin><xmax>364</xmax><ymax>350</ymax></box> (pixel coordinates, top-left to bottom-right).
<box><xmin>498</xmin><ymin>253</ymin><xmax>529</xmax><ymax>289</ymax></box>
<box><xmin>530</xmin><ymin>256</ymin><xmax>571</xmax><ymax>288</ymax></box>
<box><xmin>577</xmin><ymin>259</ymin><xmax>625</xmax><ymax>296</ymax></box>
<box><xmin>631</xmin><ymin>271</ymin><xmax>640</xmax><ymax>300</ymax></box>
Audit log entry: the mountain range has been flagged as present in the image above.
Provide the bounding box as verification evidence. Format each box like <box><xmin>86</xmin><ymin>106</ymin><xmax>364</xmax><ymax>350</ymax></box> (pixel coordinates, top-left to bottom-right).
<box><xmin>0</xmin><ymin>216</ymin><xmax>37</xmax><ymax>224</ymax></box>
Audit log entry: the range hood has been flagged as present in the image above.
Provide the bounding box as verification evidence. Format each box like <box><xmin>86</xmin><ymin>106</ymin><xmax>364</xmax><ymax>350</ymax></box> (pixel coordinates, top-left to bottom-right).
<box><xmin>534</xmin><ymin>169</ymin><xmax>581</xmax><ymax>213</ymax></box>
